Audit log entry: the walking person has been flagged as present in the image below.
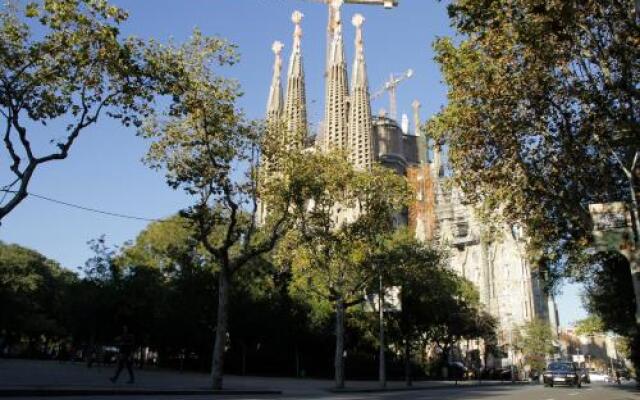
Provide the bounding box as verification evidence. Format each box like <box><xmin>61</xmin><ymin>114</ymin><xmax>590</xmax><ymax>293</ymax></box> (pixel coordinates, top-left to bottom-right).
<box><xmin>110</xmin><ymin>326</ymin><xmax>135</xmax><ymax>384</ymax></box>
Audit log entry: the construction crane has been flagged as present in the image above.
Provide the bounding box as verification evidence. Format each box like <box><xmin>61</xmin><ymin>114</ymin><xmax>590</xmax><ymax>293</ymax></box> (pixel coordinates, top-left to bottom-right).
<box><xmin>300</xmin><ymin>0</ymin><xmax>398</xmax><ymax>8</ymax></box>
<box><xmin>371</xmin><ymin>69</ymin><xmax>413</xmax><ymax>121</ymax></box>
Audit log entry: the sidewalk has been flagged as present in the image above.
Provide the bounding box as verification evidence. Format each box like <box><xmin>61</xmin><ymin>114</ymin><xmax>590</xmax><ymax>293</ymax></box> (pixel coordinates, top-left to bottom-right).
<box><xmin>0</xmin><ymin>359</ymin><xmax>526</xmax><ymax>397</ymax></box>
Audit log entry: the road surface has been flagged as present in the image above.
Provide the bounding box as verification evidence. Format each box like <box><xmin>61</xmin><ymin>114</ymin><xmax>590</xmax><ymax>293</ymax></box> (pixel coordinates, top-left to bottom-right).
<box><xmin>6</xmin><ymin>382</ymin><xmax>637</xmax><ymax>400</ymax></box>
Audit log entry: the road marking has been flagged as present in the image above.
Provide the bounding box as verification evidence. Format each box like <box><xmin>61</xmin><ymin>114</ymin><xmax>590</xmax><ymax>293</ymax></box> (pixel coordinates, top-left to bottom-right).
<box><xmin>568</xmin><ymin>393</ymin><xmax>579</xmax><ymax>396</ymax></box>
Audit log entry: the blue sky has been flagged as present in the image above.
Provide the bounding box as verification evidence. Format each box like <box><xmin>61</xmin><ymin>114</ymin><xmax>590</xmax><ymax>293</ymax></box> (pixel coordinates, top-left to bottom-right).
<box><xmin>0</xmin><ymin>0</ymin><xmax>586</xmax><ymax>326</ymax></box>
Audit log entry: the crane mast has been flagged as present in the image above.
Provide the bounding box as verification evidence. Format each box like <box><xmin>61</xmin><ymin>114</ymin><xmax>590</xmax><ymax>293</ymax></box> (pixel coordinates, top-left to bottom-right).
<box><xmin>371</xmin><ymin>69</ymin><xmax>413</xmax><ymax>121</ymax></box>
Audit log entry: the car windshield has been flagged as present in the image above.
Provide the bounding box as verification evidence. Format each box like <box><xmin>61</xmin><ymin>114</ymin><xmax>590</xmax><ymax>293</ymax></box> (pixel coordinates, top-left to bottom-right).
<box><xmin>548</xmin><ymin>363</ymin><xmax>574</xmax><ymax>371</ymax></box>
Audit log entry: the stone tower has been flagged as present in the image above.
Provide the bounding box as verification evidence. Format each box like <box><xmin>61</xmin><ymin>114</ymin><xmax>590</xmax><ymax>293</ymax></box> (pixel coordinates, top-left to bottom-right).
<box><xmin>283</xmin><ymin>11</ymin><xmax>308</xmax><ymax>150</ymax></box>
<box><xmin>266</xmin><ymin>41</ymin><xmax>284</xmax><ymax>123</ymax></box>
<box><xmin>258</xmin><ymin>40</ymin><xmax>285</xmax><ymax>226</ymax></box>
<box><xmin>347</xmin><ymin>14</ymin><xmax>374</xmax><ymax>171</ymax></box>
<box><xmin>262</xmin><ymin>40</ymin><xmax>285</xmax><ymax>175</ymax></box>
<box><xmin>323</xmin><ymin>0</ymin><xmax>350</xmax><ymax>152</ymax></box>
<box><xmin>412</xmin><ymin>99</ymin><xmax>428</xmax><ymax>165</ymax></box>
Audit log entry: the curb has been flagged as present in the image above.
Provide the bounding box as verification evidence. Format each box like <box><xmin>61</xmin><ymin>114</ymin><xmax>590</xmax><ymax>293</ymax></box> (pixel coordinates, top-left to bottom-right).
<box><xmin>327</xmin><ymin>381</ymin><xmax>532</xmax><ymax>393</ymax></box>
<box><xmin>0</xmin><ymin>388</ymin><xmax>282</xmax><ymax>397</ymax></box>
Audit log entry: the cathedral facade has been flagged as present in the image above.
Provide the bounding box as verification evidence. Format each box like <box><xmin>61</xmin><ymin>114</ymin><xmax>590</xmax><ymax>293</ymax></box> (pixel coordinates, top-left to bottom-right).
<box><xmin>262</xmin><ymin>0</ymin><xmax>559</xmax><ymax>366</ymax></box>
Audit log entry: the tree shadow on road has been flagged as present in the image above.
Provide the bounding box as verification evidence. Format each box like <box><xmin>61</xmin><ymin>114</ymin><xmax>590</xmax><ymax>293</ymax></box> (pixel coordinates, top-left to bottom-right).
<box><xmin>607</xmin><ymin>382</ymin><xmax>640</xmax><ymax>396</ymax></box>
<box><xmin>281</xmin><ymin>384</ymin><xmax>536</xmax><ymax>399</ymax></box>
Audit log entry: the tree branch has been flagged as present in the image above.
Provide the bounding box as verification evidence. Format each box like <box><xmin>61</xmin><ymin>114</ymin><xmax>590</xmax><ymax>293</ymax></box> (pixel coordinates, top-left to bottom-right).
<box><xmin>3</xmin><ymin>112</ymin><xmax>21</xmax><ymax>179</ymax></box>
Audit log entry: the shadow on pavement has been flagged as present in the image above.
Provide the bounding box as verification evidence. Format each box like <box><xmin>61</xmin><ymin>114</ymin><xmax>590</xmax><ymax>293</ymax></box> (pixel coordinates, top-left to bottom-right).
<box><xmin>280</xmin><ymin>384</ymin><xmax>534</xmax><ymax>399</ymax></box>
<box><xmin>607</xmin><ymin>381</ymin><xmax>640</xmax><ymax>395</ymax></box>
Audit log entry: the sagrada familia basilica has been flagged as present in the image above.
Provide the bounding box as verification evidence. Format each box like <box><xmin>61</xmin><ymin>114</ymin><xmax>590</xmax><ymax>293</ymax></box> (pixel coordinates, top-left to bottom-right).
<box><xmin>262</xmin><ymin>0</ymin><xmax>559</xmax><ymax>367</ymax></box>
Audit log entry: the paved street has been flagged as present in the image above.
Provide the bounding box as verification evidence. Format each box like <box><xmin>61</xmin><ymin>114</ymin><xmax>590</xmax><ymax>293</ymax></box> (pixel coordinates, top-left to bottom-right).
<box><xmin>1</xmin><ymin>360</ymin><xmax>637</xmax><ymax>399</ymax></box>
<box><xmin>5</xmin><ymin>382</ymin><xmax>638</xmax><ymax>400</ymax></box>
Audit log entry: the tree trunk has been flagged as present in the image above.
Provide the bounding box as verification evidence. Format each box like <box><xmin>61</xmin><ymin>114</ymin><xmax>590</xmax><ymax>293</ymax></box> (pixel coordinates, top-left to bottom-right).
<box><xmin>404</xmin><ymin>338</ymin><xmax>412</xmax><ymax>387</ymax></box>
<box><xmin>334</xmin><ymin>298</ymin><xmax>345</xmax><ymax>389</ymax></box>
<box><xmin>211</xmin><ymin>267</ymin><xmax>230</xmax><ymax>390</ymax></box>
<box><xmin>241</xmin><ymin>341</ymin><xmax>247</xmax><ymax>376</ymax></box>
<box><xmin>628</xmin><ymin>160</ymin><xmax>640</xmax><ymax>326</ymax></box>
<box><xmin>378</xmin><ymin>272</ymin><xmax>386</xmax><ymax>388</ymax></box>
<box><xmin>295</xmin><ymin>343</ymin><xmax>300</xmax><ymax>378</ymax></box>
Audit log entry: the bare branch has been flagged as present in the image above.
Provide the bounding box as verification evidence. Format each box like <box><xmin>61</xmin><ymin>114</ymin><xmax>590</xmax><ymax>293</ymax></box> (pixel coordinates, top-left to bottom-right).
<box><xmin>232</xmin><ymin>209</ymin><xmax>289</xmax><ymax>272</ymax></box>
<box><xmin>3</xmin><ymin>112</ymin><xmax>21</xmax><ymax>178</ymax></box>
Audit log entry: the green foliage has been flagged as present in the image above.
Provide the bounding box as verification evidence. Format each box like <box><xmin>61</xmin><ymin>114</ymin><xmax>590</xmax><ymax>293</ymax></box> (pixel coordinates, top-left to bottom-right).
<box><xmin>431</xmin><ymin>0</ymin><xmax>639</xmax><ymax>282</ymax></box>
<box><xmin>118</xmin><ymin>215</ymin><xmax>201</xmax><ymax>274</ymax></box>
<box><xmin>282</xmin><ymin>152</ymin><xmax>411</xmax><ymax>307</ymax></box>
<box><xmin>140</xmin><ymin>27</ymin><xmax>335</xmax><ymax>387</ymax></box>
<box><xmin>115</xmin><ymin>216</ymin><xmax>217</xmax><ymax>362</ymax></box>
<box><xmin>574</xmin><ymin>251</ymin><xmax>640</xmax><ymax>379</ymax></box>
<box><xmin>373</xmin><ymin>230</ymin><xmax>496</xmax><ymax>376</ymax></box>
<box><xmin>578</xmin><ymin>252</ymin><xmax>636</xmax><ymax>335</ymax></box>
<box><xmin>0</xmin><ymin>242</ymin><xmax>76</xmax><ymax>345</ymax></box>
<box><xmin>516</xmin><ymin>319</ymin><xmax>555</xmax><ymax>372</ymax></box>
<box><xmin>0</xmin><ymin>0</ymin><xmax>161</xmax><ymax>218</ymax></box>
<box><xmin>273</xmin><ymin>151</ymin><xmax>411</xmax><ymax>387</ymax></box>
<box><xmin>575</xmin><ymin>315</ymin><xmax>606</xmax><ymax>337</ymax></box>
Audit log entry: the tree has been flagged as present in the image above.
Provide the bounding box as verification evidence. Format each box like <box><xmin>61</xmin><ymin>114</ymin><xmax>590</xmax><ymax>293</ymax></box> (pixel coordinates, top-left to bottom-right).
<box><xmin>516</xmin><ymin>319</ymin><xmax>555</xmax><ymax>374</ymax></box>
<box><xmin>575</xmin><ymin>315</ymin><xmax>606</xmax><ymax>337</ymax></box>
<box><xmin>426</xmin><ymin>282</ymin><xmax>490</xmax><ymax>376</ymax></box>
<box><xmin>579</xmin><ymin>252</ymin><xmax>636</xmax><ymax>335</ymax></box>
<box><xmin>141</xmin><ymin>32</ymin><xmax>323</xmax><ymax>388</ymax></box>
<box><xmin>117</xmin><ymin>215</ymin><xmax>216</xmax><ymax>366</ymax></box>
<box><xmin>377</xmin><ymin>230</ymin><xmax>456</xmax><ymax>385</ymax></box>
<box><xmin>280</xmin><ymin>152</ymin><xmax>411</xmax><ymax>388</ymax></box>
<box><xmin>0</xmin><ymin>0</ymin><xmax>161</xmax><ymax>220</ymax></box>
<box><xmin>577</xmin><ymin>252</ymin><xmax>640</xmax><ymax>377</ymax></box>
<box><xmin>0</xmin><ymin>242</ymin><xmax>76</xmax><ymax>354</ymax></box>
<box><xmin>430</xmin><ymin>0</ymin><xmax>639</xmax><ymax>294</ymax></box>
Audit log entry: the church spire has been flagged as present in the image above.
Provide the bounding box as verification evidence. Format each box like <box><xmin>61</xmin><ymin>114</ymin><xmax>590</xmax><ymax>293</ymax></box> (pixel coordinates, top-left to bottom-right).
<box><xmin>412</xmin><ymin>99</ymin><xmax>428</xmax><ymax>165</ymax></box>
<box><xmin>262</xmin><ymin>40</ymin><xmax>285</xmax><ymax>175</ymax></box>
<box><xmin>266</xmin><ymin>41</ymin><xmax>284</xmax><ymax>120</ymax></box>
<box><xmin>323</xmin><ymin>0</ymin><xmax>349</xmax><ymax>152</ymax></box>
<box><xmin>283</xmin><ymin>10</ymin><xmax>308</xmax><ymax>150</ymax></box>
<box><xmin>348</xmin><ymin>14</ymin><xmax>373</xmax><ymax>170</ymax></box>
<box><xmin>259</xmin><ymin>41</ymin><xmax>285</xmax><ymax>226</ymax></box>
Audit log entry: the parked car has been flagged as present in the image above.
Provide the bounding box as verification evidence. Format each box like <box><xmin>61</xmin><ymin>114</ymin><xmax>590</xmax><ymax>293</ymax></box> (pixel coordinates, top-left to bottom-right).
<box><xmin>448</xmin><ymin>362</ymin><xmax>468</xmax><ymax>380</ymax></box>
<box><xmin>543</xmin><ymin>362</ymin><xmax>582</xmax><ymax>388</ymax></box>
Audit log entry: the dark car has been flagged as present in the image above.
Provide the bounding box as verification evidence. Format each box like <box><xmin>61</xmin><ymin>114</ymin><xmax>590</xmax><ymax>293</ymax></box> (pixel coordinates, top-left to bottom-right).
<box><xmin>543</xmin><ymin>362</ymin><xmax>582</xmax><ymax>388</ymax></box>
<box><xmin>447</xmin><ymin>362</ymin><xmax>468</xmax><ymax>380</ymax></box>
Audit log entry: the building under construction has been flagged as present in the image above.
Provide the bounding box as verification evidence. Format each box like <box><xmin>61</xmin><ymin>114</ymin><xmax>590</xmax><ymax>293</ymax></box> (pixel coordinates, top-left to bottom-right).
<box><xmin>262</xmin><ymin>0</ymin><xmax>559</xmax><ymax>369</ymax></box>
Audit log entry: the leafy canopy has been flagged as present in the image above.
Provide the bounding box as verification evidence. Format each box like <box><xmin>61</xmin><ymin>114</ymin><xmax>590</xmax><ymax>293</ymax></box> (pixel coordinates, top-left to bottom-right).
<box><xmin>0</xmin><ymin>0</ymin><xmax>161</xmax><ymax>219</ymax></box>
<box><xmin>431</xmin><ymin>0</ymin><xmax>639</xmax><ymax>279</ymax></box>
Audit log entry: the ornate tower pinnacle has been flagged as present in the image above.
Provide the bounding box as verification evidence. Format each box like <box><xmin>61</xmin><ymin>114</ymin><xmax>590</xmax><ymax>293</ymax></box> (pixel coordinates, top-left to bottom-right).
<box><xmin>325</xmin><ymin>0</ymin><xmax>344</xmax><ymax>74</ymax></box>
<box><xmin>266</xmin><ymin>41</ymin><xmax>284</xmax><ymax>119</ymax></box>
<box><xmin>262</xmin><ymin>40</ymin><xmax>285</xmax><ymax>174</ymax></box>
<box><xmin>323</xmin><ymin>0</ymin><xmax>350</xmax><ymax>152</ymax></box>
<box><xmin>348</xmin><ymin>13</ymin><xmax>373</xmax><ymax>170</ymax></box>
<box><xmin>412</xmin><ymin>99</ymin><xmax>427</xmax><ymax>164</ymax></box>
<box><xmin>283</xmin><ymin>10</ymin><xmax>308</xmax><ymax>150</ymax></box>
<box><xmin>259</xmin><ymin>41</ymin><xmax>286</xmax><ymax>226</ymax></box>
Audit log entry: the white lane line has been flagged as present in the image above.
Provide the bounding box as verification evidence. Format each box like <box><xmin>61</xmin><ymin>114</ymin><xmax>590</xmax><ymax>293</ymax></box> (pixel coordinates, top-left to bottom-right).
<box><xmin>568</xmin><ymin>393</ymin><xmax>579</xmax><ymax>396</ymax></box>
